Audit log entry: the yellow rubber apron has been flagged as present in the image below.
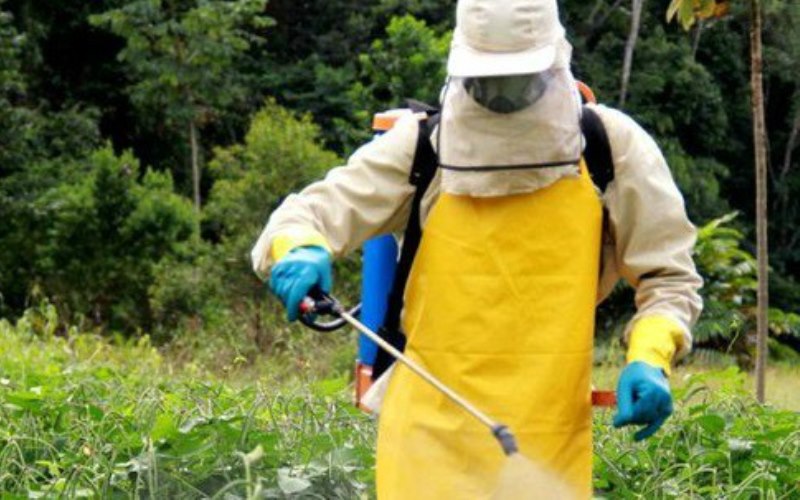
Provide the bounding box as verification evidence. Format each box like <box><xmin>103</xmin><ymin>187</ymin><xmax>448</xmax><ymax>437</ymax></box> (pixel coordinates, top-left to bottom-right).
<box><xmin>376</xmin><ymin>163</ymin><xmax>602</xmax><ymax>499</ymax></box>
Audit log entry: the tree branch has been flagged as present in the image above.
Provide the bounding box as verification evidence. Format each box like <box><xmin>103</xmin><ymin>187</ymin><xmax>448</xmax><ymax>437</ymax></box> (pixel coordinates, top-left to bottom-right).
<box><xmin>781</xmin><ymin>100</ymin><xmax>800</xmax><ymax>181</ymax></box>
<box><xmin>691</xmin><ymin>19</ymin><xmax>705</xmax><ymax>59</ymax></box>
<box><xmin>619</xmin><ymin>0</ymin><xmax>645</xmax><ymax>108</ymax></box>
<box><xmin>584</xmin><ymin>0</ymin><xmax>625</xmax><ymax>39</ymax></box>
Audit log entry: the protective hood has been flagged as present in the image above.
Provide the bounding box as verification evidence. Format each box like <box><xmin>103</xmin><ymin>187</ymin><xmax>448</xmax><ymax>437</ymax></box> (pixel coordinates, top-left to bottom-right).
<box><xmin>447</xmin><ymin>0</ymin><xmax>563</xmax><ymax>77</ymax></box>
<box><xmin>437</xmin><ymin>39</ymin><xmax>583</xmax><ymax>197</ymax></box>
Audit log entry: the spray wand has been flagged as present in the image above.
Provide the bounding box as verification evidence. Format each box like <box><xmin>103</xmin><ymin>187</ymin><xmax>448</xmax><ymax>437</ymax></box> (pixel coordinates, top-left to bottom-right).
<box><xmin>299</xmin><ymin>290</ymin><xmax>519</xmax><ymax>456</ymax></box>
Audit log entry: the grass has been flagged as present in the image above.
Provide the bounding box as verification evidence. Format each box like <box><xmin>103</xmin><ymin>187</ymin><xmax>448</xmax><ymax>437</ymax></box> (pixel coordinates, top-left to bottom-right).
<box><xmin>1</xmin><ymin>304</ymin><xmax>798</xmax><ymax>497</ymax></box>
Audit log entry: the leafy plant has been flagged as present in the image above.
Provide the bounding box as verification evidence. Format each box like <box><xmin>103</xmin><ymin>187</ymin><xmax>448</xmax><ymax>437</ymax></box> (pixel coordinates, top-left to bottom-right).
<box><xmin>692</xmin><ymin>212</ymin><xmax>756</xmax><ymax>344</ymax></box>
<box><xmin>667</xmin><ymin>0</ymin><xmax>731</xmax><ymax>30</ymax></box>
<box><xmin>3</xmin><ymin>311</ymin><xmax>798</xmax><ymax>497</ymax></box>
<box><xmin>0</xmin><ymin>306</ymin><xmax>375</xmax><ymax>498</ymax></box>
<box><xmin>691</xmin><ymin>212</ymin><xmax>800</xmax><ymax>365</ymax></box>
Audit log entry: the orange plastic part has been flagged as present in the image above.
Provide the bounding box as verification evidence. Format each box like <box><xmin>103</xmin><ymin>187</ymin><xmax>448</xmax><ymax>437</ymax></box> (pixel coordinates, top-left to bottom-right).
<box><xmin>576</xmin><ymin>81</ymin><xmax>597</xmax><ymax>105</ymax></box>
<box><xmin>354</xmin><ymin>361</ymin><xmax>374</xmax><ymax>413</ymax></box>
<box><xmin>591</xmin><ymin>390</ymin><xmax>617</xmax><ymax>408</ymax></box>
<box><xmin>372</xmin><ymin>114</ymin><xmax>400</xmax><ymax>132</ymax></box>
<box><xmin>372</xmin><ymin>109</ymin><xmax>413</xmax><ymax>132</ymax></box>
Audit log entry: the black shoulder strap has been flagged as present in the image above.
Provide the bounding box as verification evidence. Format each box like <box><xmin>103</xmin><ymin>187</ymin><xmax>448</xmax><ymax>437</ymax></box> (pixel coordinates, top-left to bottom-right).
<box><xmin>580</xmin><ymin>106</ymin><xmax>614</xmax><ymax>192</ymax></box>
<box><xmin>372</xmin><ymin>102</ymin><xmax>439</xmax><ymax>380</ymax></box>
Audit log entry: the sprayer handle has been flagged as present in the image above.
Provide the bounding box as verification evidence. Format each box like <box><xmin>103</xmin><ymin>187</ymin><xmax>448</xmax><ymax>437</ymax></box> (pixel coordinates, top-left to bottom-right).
<box><xmin>298</xmin><ymin>289</ymin><xmax>360</xmax><ymax>333</ymax></box>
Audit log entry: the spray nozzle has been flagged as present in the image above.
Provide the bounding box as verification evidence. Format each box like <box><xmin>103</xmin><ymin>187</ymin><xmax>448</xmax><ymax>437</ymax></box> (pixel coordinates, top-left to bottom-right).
<box><xmin>492</xmin><ymin>424</ymin><xmax>519</xmax><ymax>456</ymax></box>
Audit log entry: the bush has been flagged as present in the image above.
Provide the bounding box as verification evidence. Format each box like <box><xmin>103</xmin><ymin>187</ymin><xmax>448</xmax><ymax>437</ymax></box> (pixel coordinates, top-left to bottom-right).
<box><xmin>206</xmin><ymin>99</ymin><xmax>340</xmax><ymax>235</ymax></box>
<box><xmin>29</xmin><ymin>146</ymin><xmax>198</xmax><ymax>333</ymax></box>
<box><xmin>150</xmin><ymin>100</ymin><xmax>358</xmax><ymax>356</ymax></box>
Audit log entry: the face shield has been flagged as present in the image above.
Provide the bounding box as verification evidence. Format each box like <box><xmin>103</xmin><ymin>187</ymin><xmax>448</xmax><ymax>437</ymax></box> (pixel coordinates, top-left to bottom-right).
<box><xmin>436</xmin><ymin>61</ymin><xmax>583</xmax><ymax>197</ymax></box>
<box><xmin>460</xmin><ymin>71</ymin><xmax>553</xmax><ymax>114</ymax></box>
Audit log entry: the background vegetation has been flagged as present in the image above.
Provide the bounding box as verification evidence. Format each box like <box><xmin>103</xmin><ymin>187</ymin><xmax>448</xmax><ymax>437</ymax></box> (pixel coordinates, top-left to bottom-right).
<box><xmin>0</xmin><ymin>0</ymin><xmax>798</xmax><ymax>496</ymax></box>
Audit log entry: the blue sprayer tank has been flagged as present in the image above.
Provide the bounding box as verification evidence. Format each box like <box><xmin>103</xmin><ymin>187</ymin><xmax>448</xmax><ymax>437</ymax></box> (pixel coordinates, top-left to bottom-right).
<box><xmin>354</xmin><ymin>110</ymin><xmax>410</xmax><ymax>409</ymax></box>
<box><xmin>359</xmin><ymin>235</ymin><xmax>398</xmax><ymax>365</ymax></box>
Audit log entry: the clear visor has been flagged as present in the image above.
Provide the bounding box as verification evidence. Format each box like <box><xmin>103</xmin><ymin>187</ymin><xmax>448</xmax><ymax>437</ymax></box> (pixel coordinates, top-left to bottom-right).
<box><xmin>456</xmin><ymin>70</ymin><xmax>554</xmax><ymax>114</ymax></box>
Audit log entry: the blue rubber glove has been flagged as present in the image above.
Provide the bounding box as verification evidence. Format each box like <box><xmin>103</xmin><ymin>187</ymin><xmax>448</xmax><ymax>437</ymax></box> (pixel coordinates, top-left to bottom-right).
<box><xmin>269</xmin><ymin>246</ymin><xmax>332</xmax><ymax>322</ymax></box>
<box><xmin>613</xmin><ymin>361</ymin><xmax>673</xmax><ymax>441</ymax></box>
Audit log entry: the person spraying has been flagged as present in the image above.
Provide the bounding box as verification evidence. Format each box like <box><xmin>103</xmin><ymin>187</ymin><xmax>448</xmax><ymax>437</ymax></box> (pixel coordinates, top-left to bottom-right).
<box><xmin>252</xmin><ymin>0</ymin><xmax>702</xmax><ymax>497</ymax></box>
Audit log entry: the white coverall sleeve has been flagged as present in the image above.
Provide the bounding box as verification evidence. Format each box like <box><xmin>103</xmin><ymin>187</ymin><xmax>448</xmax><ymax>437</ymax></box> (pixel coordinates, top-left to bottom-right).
<box><xmin>593</xmin><ymin>105</ymin><xmax>703</xmax><ymax>360</ymax></box>
<box><xmin>251</xmin><ymin>113</ymin><xmax>421</xmax><ymax>278</ymax></box>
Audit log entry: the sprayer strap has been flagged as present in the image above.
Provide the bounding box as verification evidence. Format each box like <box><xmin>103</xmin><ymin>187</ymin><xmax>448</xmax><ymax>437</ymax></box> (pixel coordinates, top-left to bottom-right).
<box><xmin>580</xmin><ymin>106</ymin><xmax>614</xmax><ymax>192</ymax></box>
<box><xmin>372</xmin><ymin>103</ymin><xmax>439</xmax><ymax>380</ymax></box>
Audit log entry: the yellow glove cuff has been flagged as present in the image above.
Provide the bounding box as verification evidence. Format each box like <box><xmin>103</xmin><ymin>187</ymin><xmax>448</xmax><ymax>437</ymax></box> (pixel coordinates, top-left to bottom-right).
<box><xmin>270</xmin><ymin>228</ymin><xmax>332</xmax><ymax>262</ymax></box>
<box><xmin>626</xmin><ymin>315</ymin><xmax>686</xmax><ymax>376</ymax></box>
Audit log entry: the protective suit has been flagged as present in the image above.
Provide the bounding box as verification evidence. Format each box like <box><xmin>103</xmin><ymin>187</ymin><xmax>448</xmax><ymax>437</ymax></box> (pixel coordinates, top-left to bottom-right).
<box><xmin>253</xmin><ymin>0</ymin><xmax>702</xmax><ymax>497</ymax></box>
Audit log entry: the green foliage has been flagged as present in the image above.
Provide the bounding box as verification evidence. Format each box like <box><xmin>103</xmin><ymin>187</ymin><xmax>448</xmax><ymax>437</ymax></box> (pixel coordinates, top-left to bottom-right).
<box><xmin>663</xmin><ymin>0</ymin><xmax>800</xmax><ymax>279</ymax></box>
<box><xmin>667</xmin><ymin>0</ymin><xmax>731</xmax><ymax>30</ymax></box>
<box><xmin>24</xmin><ymin>147</ymin><xmax>198</xmax><ymax>332</ymax></box>
<box><xmin>2</xmin><ymin>313</ymin><xmax>798</xmax><ymax>496</ymax></box>
<box><xmin>595</xmin><ymin>366</ymin><xmax>800</xmax><ymax>496</ymax></box>
<box><xmin>346</xmin><ymin>15</ymin><xmax>450</xmax><ymax>145</ymax></box>
<box><xmin>206</xmin><ymin>99</ymin><xmax>340</xmax><ymax>239</ymax></box>
<box><xmin>692</xmin><ymin>213</ymin><xmax>800</xmax><ymax>364</ymax></box>
<box><xmin>692</xmin><ymin>213</ymin><xmax>758</xmax><ymax>358</ymax></box>
<box><xmin>565</xmin><ymin>2</ymin><xmax>734</xmax><ymax>225</ymax></box>
<box><xmin>91</xmin><ymin>0</ymin><xmax>272</xmax><ymax>129</ymax></box>
<box><xmin>763</xmin><ymin>2</ymin><xmax>800</xmax><ymax>274</ymax></box>
<box><xmin>768</xmin><ymin>308</ymin><xmax>800</xmax><ymax>340</ymax></box>
<box><xmin>0</xmin><ymin>6</ymin><xmax>22</xmax><ymax>92</ymax></box>
<box><xmin>694</xmin><ymin>213</ymin><xmax>757</xmax><ymax>314</ymax></box>
<box><xmin>662</xmin><ymin>138</ymin><xmax>731</xmax><ymax>222</ymax></box>
<box><xmin>0</xmin><ymin>5</ymin><xmax>100</xmax><ymax>171</ymax></box>
<box><xmin>628</xmin><ymin>28</ymin><xmax>729</xmax><ymax>153</ymax></box>
<box><xmin>0</xmin><ymin>3</ymin><xmax>103</xmax><ymax>318</ymax></box>
<box><xmin>204</xmin><ymin>98</ymin><xmax>340</xmax><ymax>296</ymax></box>
<box><xmin>257</xmin><ymin>3</ymin><xmax>452</xmax><ymax>153</ymax></box>
<box><xmin>0</xmin><ymin>5</ymin><xmax>29</xmax><ymax>170</ymax></box>
<box><xmin>0</xmin><ymin>305</ymin><xmax>375</xmax><ymax>497</ymax></box>
<box><xmin>148</xmin><ymin>243</ymin><xmax>224</xmax><ymax>332</ymax></box>
<box><xmin>90</xmin><ymin>0</ymin><xmax>274</xmax><ymax>202</ymax></box>
<box><xmin>145</xmin><ymin>100</ymin><xmax>342</xmax><ymax>345</ymax></box>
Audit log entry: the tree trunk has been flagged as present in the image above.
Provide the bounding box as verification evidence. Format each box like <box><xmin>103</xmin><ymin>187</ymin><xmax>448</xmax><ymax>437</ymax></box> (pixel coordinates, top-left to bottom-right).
<box><xmin>189</xmin><ymin>120</ymin><xmax>201</xmax><ymax>212</ymax></box>
<box><xmin>750</xmin><ymin>0</ymin><xmax>769</xmax><ymax>404</ymax></box>
<box><xmin>619</xmin><ymin>0</ymin><xmax>645</xmax><ymax>108</ymax></box>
